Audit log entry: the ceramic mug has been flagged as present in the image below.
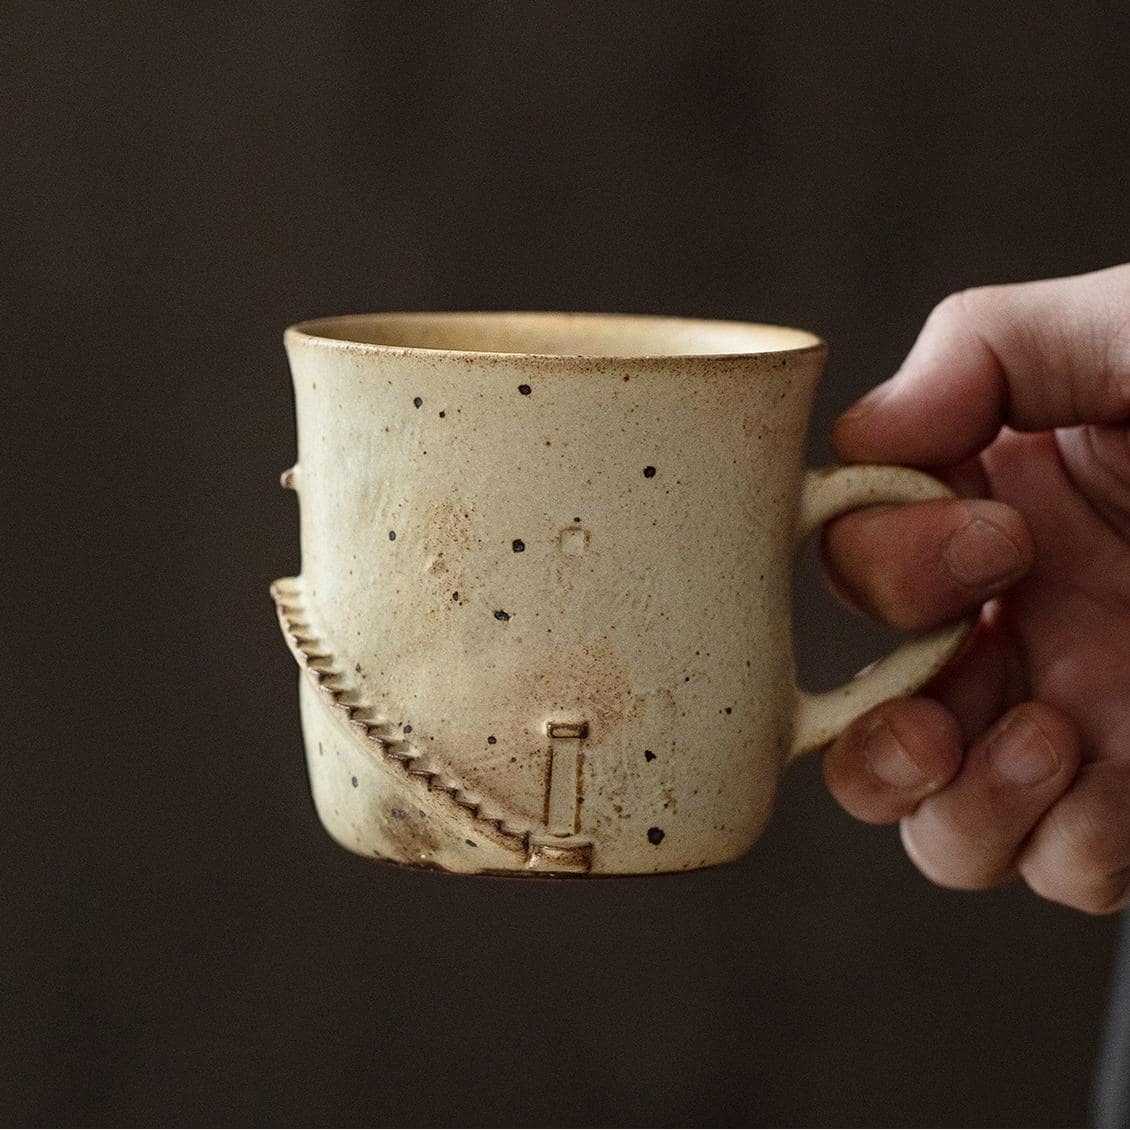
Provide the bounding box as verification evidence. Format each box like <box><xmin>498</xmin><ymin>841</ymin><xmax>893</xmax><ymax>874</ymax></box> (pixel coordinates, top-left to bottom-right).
<box><xmin>273</xmin><ymin>312</ymin><xmax>969</xmax><ymax>876</ymax></box>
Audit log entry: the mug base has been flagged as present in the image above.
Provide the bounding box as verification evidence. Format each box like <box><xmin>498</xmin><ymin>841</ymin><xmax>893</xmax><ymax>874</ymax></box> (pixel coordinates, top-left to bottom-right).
<box><xmin>278</xmin><ymin>577</ymin><xmax>761</xmax><ymax>878</ymax></box>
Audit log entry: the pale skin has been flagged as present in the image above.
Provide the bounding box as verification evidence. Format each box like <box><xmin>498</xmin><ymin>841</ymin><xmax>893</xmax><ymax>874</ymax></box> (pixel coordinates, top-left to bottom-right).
<box><xmin>821</xmin><ymin>263</ymin><xmax>1130</xmax><ymax>914</ymax></box>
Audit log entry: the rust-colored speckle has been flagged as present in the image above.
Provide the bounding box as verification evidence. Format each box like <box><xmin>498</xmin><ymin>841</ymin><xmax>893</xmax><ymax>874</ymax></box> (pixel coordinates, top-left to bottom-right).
<box><xmin>422</xmin><ymin>501</ymin><xmax>475</xmax><ymax>599</ymax></box>
<box><xmin>512</xmin><ymin>639</ymin><xmax>637</xmax><ymax>745</ymax></box>
<box><xmin>379</xmin><ymin>804</ymin><xmax>442</xmax><ymax>857</ymax></box>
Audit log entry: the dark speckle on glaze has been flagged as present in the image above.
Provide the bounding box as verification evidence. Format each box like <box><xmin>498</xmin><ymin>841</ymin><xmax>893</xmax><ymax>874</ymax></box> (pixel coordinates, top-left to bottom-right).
<box><xmin>403</xmin><ymin>724</ymin><xmax>413</xmax><ymax>733</ymax></box>
<box><xmin>388</xmin><ymin>530</ymin><xmax>396</xmax><ymax>540</ymax></box>
<box><xmin>413</xmin><ymin>396</ymin><xmax>422</xmax><ymax>408</ymax></box>
<box><xmin>451</xmin><ymin>591</ymin><xmax>460</xmax><ymax>601</ymax></box>
<box><xmin>494</xmin><ymin>609</ymin><xmax>510</xmax><ymax>621</ymax></box>
<box><xmin>487</xmin><ymin>735</ymin><xmax>497</xmax><ymax>744</ymax></box>
<box><xmin>647</xmin><ymin>827</ymin><xmax>665</xmax><ymax>845</ymax></box>
<box><xmin>439</xmin><ymin>410</ymin><xmax>446</xmax><ymax>418</ymax></box>
<box><xmin>512</xmin><ymin>539</ymin><xmax>525</xmax><ymax>553</ymax></box>
<box><xmin>518</xmin><ymin>384</ymin><xmax>532</xmax><ymax>395</ymax></box>
<box><xmin>643</xmin><ymin>466</ymin><xmax>657</xmax><ymax>478</ymax></box>
<box><xmin>644</xmin><ymin>749</ymin><xmax>656</xmax><ymax>762</ymax></box>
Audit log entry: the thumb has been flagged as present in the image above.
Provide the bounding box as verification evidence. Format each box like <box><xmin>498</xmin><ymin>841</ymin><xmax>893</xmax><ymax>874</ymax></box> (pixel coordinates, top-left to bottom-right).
<box><xmin>834</xmin><ymin>264</ymin><xmax>1130</xmax><ymax>467</ymax></box>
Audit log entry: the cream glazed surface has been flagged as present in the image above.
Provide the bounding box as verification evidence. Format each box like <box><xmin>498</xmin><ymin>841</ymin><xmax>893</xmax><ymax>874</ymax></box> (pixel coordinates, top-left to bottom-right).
<box><xmin>273</xmin><ymin>312</ymin><xmax>969</xmax><ymax>875</ymax></box>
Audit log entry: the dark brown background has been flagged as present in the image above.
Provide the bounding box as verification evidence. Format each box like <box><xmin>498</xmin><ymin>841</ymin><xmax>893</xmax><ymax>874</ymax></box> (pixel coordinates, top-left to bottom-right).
<box><xmin>5</xmin><ymin>2</ymin><xmax>1129</xmax><ymax>1125</ymax></box>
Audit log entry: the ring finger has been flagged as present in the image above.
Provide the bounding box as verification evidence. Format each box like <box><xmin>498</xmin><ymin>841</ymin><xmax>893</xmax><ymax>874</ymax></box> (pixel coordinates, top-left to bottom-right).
<box><xmin>899</xmin><ymin>702</ymin><xmax>1081</xmax><ymax>889</ymax></box>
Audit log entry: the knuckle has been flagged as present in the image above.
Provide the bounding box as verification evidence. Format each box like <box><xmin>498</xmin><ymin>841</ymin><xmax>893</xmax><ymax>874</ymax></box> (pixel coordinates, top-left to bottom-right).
<box><xmin>955</xmin><ymin>284</ymin><xmax>1002</xmax><ymax>328</ymax></box>
<box><xmin>1099</xmin><ymin>351</ymin><xmax>1130</xmax><ymax>424</ymax></box>
<box><xmin>1096</xmin><ymin>300</ymin><xmax>1130</xmax><ymax>421</ymax></box>
<box><xmin>1092</xmin><ymin>425</ymin><xmax>1130</xmax><ymax>485</ymax></box>
<box><xmin>928</xmin><ymin>289</ymin><xmax>973</xmax><ymax>330</ymax></box>
<box><xmin>934</xmin><ymin>287</ymin><xmax>1007</xmax><ymax>381</ymax></box>
<box><xmin>1074</xmin><ymin>427</ymin><xmax>1130</xmax><ymax>524</ymax></box>
<box><xmin>940</xmin><ymin>507</ymin><xmax>1029</xmax><ymax>595</ymax></box>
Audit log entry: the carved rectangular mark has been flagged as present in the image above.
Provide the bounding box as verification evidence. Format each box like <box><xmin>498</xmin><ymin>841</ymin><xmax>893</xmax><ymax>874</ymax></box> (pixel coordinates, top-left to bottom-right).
<box><xmin>547</xmin><ymin>720</ymin><xmax>589</xmax><ymax>739</ymax></box>
<box><xmin>546</xmin><ymin>745</ymin><xmax>583</xmax><ymax>835</ymax></box>
<box><xmin>526</xmin><ymin>834</ymin><xmax>593</xmax><ymax>873</ymax></box>
<box><xmin>559</xmin><ymin>526</ymin><xmax>588</xmax><ymax>555</ymax></box>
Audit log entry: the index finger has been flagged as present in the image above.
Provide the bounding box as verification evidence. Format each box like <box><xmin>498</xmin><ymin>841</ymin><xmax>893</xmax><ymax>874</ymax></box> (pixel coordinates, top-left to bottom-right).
<box><xmin>834</xmin><ymin>264</ymin><xmax>1130</xmax><ymax>467</ymax></box>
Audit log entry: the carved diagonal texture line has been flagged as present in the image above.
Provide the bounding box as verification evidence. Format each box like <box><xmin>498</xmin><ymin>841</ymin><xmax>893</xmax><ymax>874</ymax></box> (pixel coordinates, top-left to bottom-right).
<box><xmin>270</xmin><ymin>576</ymin><xmax>534</xmax><ymax>850</ymax></box>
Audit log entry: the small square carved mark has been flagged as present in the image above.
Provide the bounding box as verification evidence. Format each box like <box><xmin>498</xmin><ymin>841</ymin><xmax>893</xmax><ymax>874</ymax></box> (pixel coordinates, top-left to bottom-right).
<box><xmin>559</xmin><ymin>526</ymin><xmax>588</xmax><ymax>555</ymax></box>
<box><xmin>547</xmin><ymin>720</ymin><xmax>589</xmax><ymax>740</ymax></box>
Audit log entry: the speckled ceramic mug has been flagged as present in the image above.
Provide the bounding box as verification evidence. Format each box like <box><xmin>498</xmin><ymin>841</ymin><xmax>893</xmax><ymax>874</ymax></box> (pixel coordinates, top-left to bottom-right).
<box><xmin>273</xmin><ymin>312</ymin><xmax>969</xmax><ymax>876</ymax></box>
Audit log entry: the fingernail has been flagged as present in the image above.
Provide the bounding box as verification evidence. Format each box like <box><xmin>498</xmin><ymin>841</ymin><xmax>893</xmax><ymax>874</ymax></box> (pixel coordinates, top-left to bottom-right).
<box><xmin>987</xmin><ymin>715</ymin><xmax>1059</xmax><ymax>786</ymax></box>
<box><xmin>943</xmin><ymin>518</ymin><xmax>1024</xmax><ymax>588</ymax></box>
<box><xmin>865</xmin><ymin>720</ymin><xmax>928</xmax><ymax>790</ymax></box>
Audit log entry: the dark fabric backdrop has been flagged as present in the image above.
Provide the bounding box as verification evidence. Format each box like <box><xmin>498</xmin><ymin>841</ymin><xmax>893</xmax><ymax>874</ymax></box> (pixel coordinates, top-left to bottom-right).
<box><xmin>5</xmin><ymin>2</ymin><xmax>1129</xmax><ymax>1125</ymax></box>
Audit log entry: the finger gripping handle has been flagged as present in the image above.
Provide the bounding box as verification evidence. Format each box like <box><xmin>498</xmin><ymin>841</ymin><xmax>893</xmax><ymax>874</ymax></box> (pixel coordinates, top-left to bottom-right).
<box><xmin>788</xmin><ymin>464</ymin><xmax>975</xmax><ymax>760</ymax></box>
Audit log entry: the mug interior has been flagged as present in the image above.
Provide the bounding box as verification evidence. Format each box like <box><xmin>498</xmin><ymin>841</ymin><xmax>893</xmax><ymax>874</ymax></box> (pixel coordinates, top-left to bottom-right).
<box><xmin>288</xmin><ymin>311</ymin><xmax>823</xmax><ymax>358</ymax></box>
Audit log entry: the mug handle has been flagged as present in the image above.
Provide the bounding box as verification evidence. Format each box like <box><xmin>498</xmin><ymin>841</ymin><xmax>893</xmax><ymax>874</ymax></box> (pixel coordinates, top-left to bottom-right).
<box><xmin>788</xmin><ymin>464</ymin><xmax>976</xmax><ymax>761</ymax></box>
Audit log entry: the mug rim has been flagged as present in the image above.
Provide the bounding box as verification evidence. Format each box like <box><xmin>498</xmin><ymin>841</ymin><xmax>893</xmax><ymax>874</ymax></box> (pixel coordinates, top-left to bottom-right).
<box><xmin>284</xmin><ymin>310</ymin><xmax>827</xmax><ymax>362</ymax></box>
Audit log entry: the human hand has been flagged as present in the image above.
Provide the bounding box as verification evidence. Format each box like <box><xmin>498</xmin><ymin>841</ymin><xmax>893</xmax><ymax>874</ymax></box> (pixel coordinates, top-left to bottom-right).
<box><xmin>821</xmin><ymin>264</ymin><xmax>1130</xmax><ymax>913</ymax></box>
